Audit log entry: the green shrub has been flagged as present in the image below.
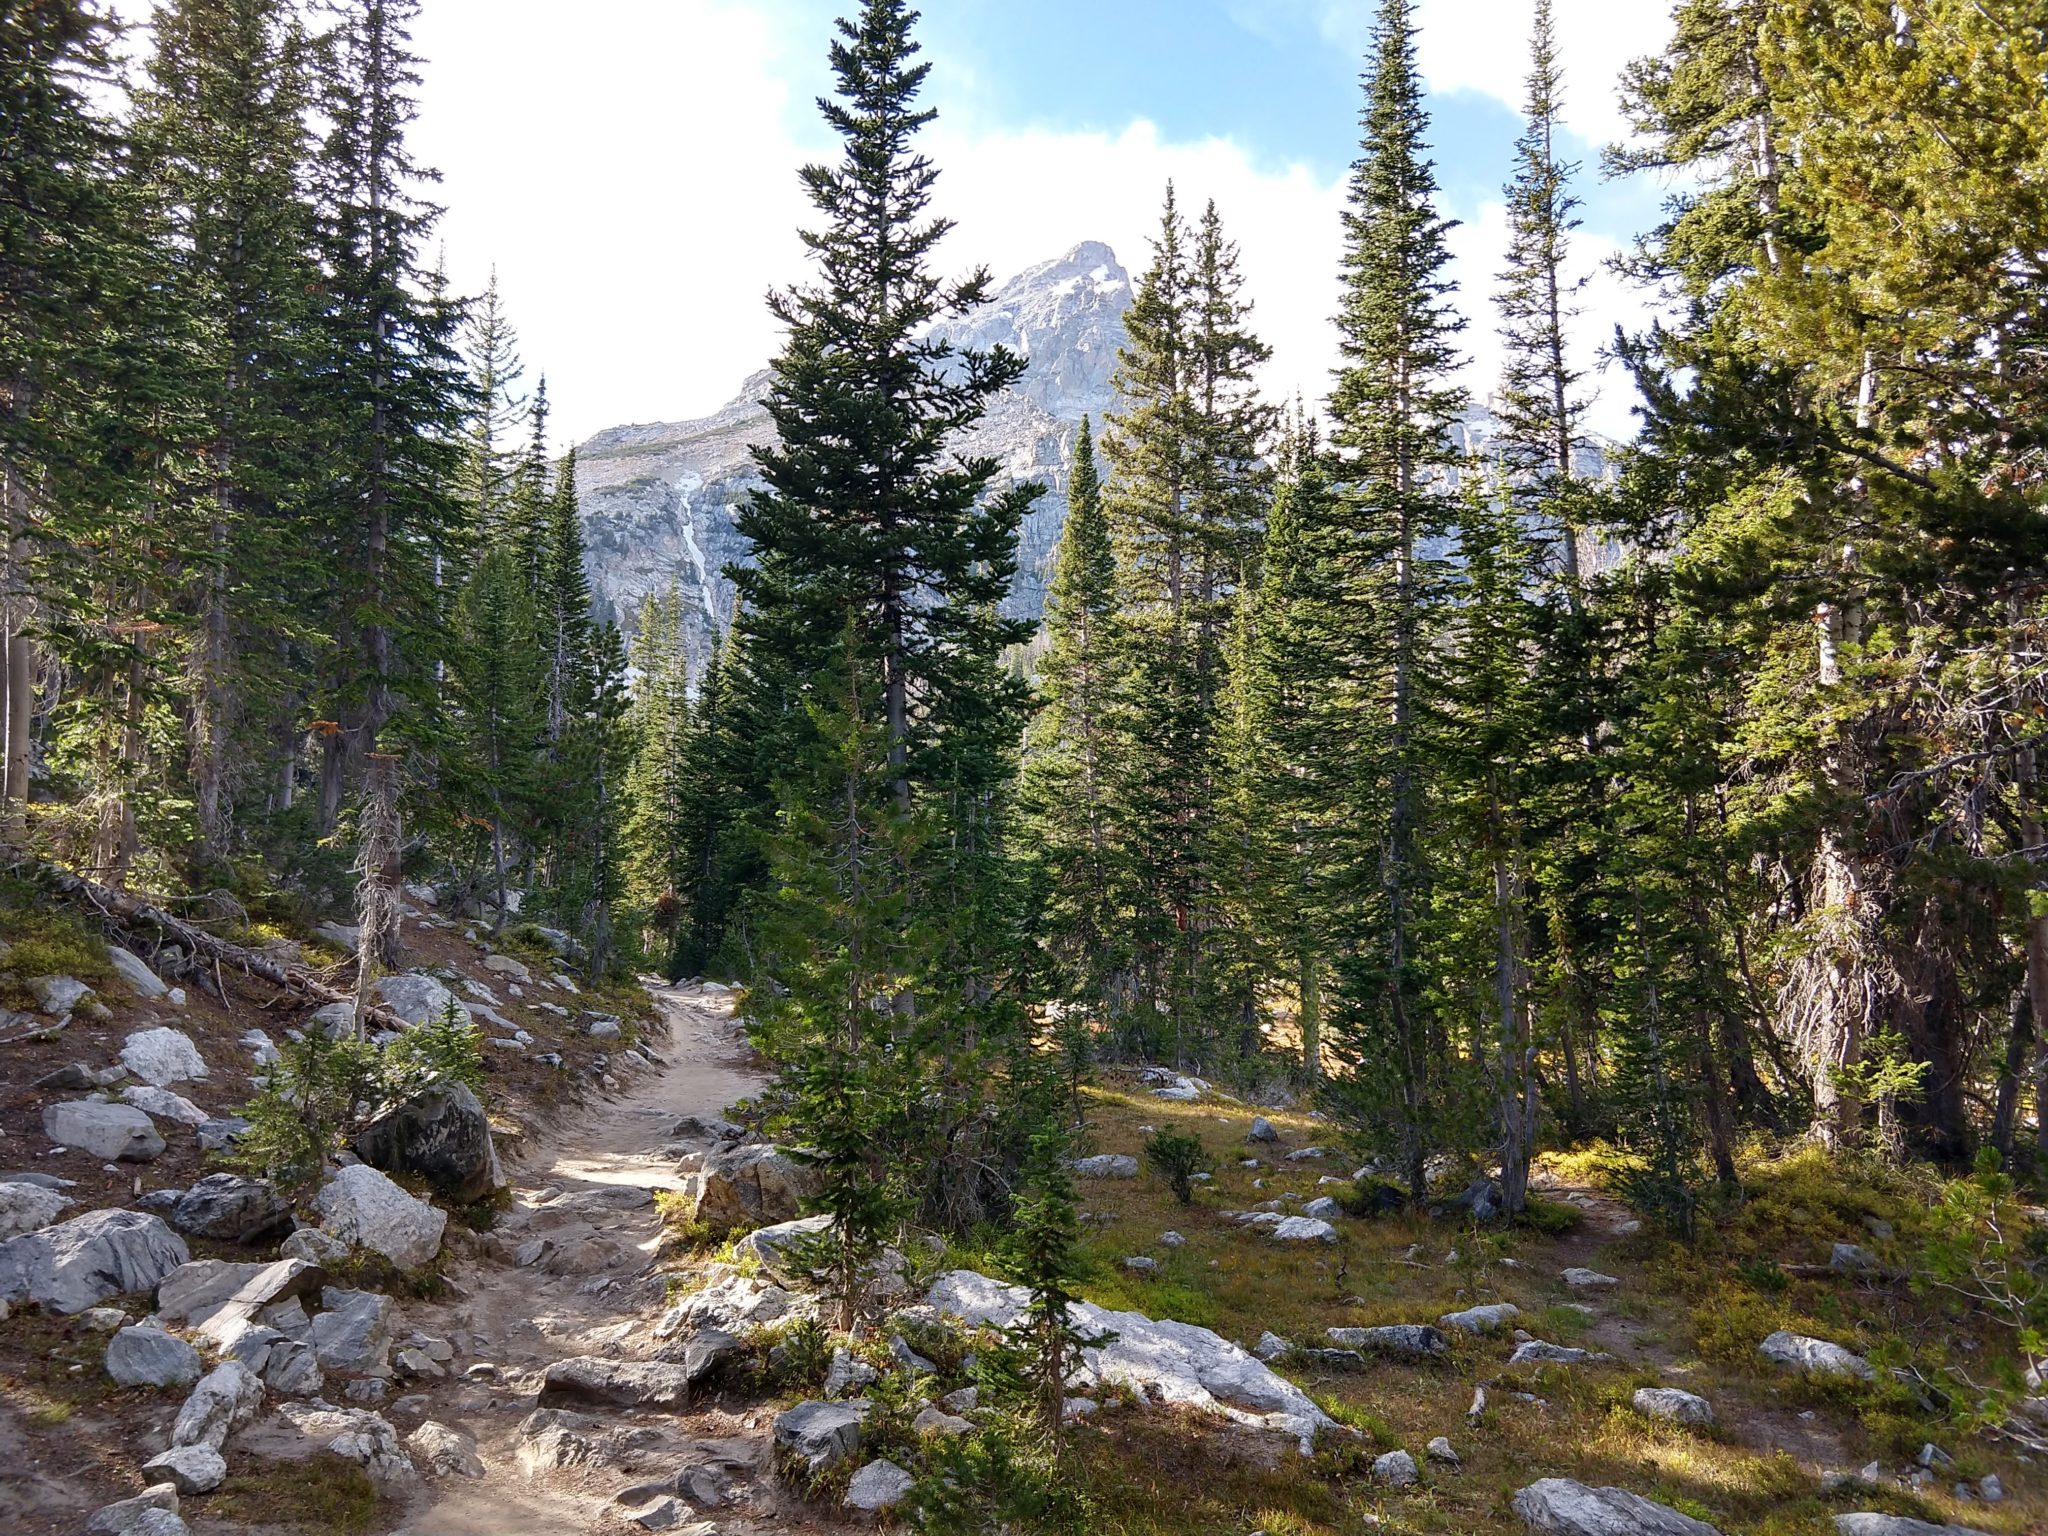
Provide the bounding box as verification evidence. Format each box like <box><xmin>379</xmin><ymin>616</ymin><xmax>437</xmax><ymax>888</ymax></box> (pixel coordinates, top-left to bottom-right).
<box><xmin>1143</xmin><ymin>1127</ymin><xmax>1210</xmax><ymax>1205</ymax></box>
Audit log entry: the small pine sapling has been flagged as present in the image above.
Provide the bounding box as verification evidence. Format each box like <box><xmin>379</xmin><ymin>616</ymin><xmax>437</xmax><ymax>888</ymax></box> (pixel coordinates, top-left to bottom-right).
<box><xmin>1144</xmin><ymin>1127</ymin><xmax>1211</xmax><ymax>1205</ymax></box>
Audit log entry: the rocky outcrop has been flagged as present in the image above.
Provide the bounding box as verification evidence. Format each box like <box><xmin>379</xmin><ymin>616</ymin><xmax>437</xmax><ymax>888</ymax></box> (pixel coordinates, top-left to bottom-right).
<box><xmin>351</xmin><ymin>1081</ymin><xmax>503</xmax><ymax>1203</ymax></box>
<box><xmin>1831</xmin><ymin>1517</ymin><xmax>1993</xmax><ymax>1536</ymax></box>
<box><xmin>928</xmin><ymin>1268</ymin><xmax>1334</xmax><ymax>1450</ymax></box>
<box><xmin>1513</xmin><ymin>1477</ymin><xmax>1723</xmax><ymax>1534</ymax></box>
<box><xmin>141</xmin><ymin>1446</ymin><xmax>225</xmax><ymax>1495</ymax></box>
<box><xmin>1325</xmin><ymin>1324</ymin><xmax>1447</xmax><ymax>1359</ymax></box>
<box><xmin>0</xmin><ymin>1208</ymin><xmax>188</xmax><ymax>1314</ymax></box>
<box><xmin>538</xmin><ymin>1352</ymin><xmax>722</xmax><ymax>1409</ymax></box>
<box><xmin>1440</xmin><ymin>1302</ymin><xmax>1520</xmax><ymax>1334</ymax></box>
<box><xmin>84</xmin><ymin>1485</ymin><xmax>187</xmax><ymax>1536</ymax></box>
<box><xmin>372</xmin><ymin>972</ymin><xmax>456</xmax><ymax>1027</ymax></box>
<box><xmin>312</xmin><ymin>1164</ymin><xmax>447</xmax><ymax>1267</ymax></box>
<box><xmin>677</xmin><ymin>1144</ymin><xmax>820</xmax><ymax>1233</ymax></box>
<box><xmin>310</xmin><ymin>1287</ymin><xmax>398</xmax><ymax>1376</ymax></box>
<box><xmin>170</xmin><ymin>1360</ymin><xmax>265</xmax><ymax>1450</ymax></box>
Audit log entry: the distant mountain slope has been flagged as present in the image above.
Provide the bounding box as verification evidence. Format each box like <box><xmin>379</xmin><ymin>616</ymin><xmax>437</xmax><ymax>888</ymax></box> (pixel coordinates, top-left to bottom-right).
<box><xmin>575</xmin><ymin>241</ymin><xmax>1133</xmax><ymax>675</ymax></box>
<box><xmin>574</xmin><ymin>238</ymin><xmax>1619</xmax><ymax>676</ymax></box>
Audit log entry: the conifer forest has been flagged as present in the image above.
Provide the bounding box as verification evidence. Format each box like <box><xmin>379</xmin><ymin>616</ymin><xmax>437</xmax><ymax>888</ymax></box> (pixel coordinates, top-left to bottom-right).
<box><xmin>4</xmin><ymin>2</ymin><xmax>2048</xmax><ymax>1534</ymax></box>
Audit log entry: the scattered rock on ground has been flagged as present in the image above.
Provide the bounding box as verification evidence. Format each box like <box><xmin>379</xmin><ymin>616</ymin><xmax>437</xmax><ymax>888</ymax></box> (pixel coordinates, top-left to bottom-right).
<box><xmin>0</xmin><ymin>1180</ymin><xmax>71</xmax><ymax>1239</ymax></box>
<box><xmin>158</xmin><ymin>1258</ymin><xmax>325</xmax><ymax>1346</ymax></box>
<box><xmin>1247</xmin><ymin>1116</ymin><xmax>1279</xmax><ymax>1143</ymax></box>
<box><xmin>407</xmin><ymin>1419</ymin><xmax>484</xmax><ymax>1478</ymax></box>
<box><xmin>846</xmin><ymin>1457</ymin><xmax>914</xmax><ymax>1512</ymax></box>
<box><xmin>310</xmin><ymin>1287</ymin><xmax>398</xmax><ymax>1375</ymax></box>
<box><xmin>1561</xmin><ymin>1267</ymin><xmax>1619</xmax><ymax>1289</ymax></box>
<box><xmin>84</xmin><ymin>1485</ymin><xmax>186</xmax><ymax>1536</ymax></box>
<box><xmin>677</xmin><ymin>1143</ymin><xmax>822</xmax><ymax>1232</ymax></box>
<box><xmin>1270</xmin><ymin>1216</ymin><xmax>1338</xmax><ymax>1243</ymax></box>
<box><xmin>1758</xmin><ymin>1329</ymin><xmax>1876</xmax><ymax>1381</ymax></box>
<box><xmin>119</xmin><ymin>1028</ymin><xmax>209</xmax><ymax>1087</ymax></box>
<box><xmin>0</xmin><ymin>1207</ymin><xmax>188</xmax><ymax>1314</ymax></box>
<box><xmin>1426</xmin><ymin>1436</ymin><xmax>1460</xmax><ymax>1466</ymax></box>
<box><xmin>42</xmin><ymin>1100</ymin><xmax>166</xmax><ymax>1162</ymax></box>
<box><xmin>106</xmin><ymin>1324</ymin><xmax>202</xmax><ymax>1388</ymax></box>
<box><xmin>1072</xmin><ymin>1154</ymin><xmax>1140</xmax><ymax>1178</ymax></box>
<box><xmin>372</xmin><ymin>972</ymin><xmax>456</xmax><ymax>1026</ymax></box>
<box><xmin>350</xmin><ymin>1081</ymin><xmax>503</xmax><ymax>1203</ymax></box>
<box><xmin>1830</xmin><ymin>1242</ymin><xmax>1879</xmax><ymax>1274</ymax></box>
<box><xmin>538</xmin><ymin>1355</ymin><xmax>702</xmax><ymax>1409</ymax></box>
<box><xmin>1374</xmin><ymin>1449</ymin><xmax>1420</xmax><ymax>1487</ymax></box>
<box><xmin>1633</xmin><ymin>1387</ymin><xmax>1714</xmax><ymax>1427</ymax></box>
<box><xmin>241</xmin><ymin>1400</ymin><xmax>416</xmax><ymax>1485</ymax></box>
<box><xmin>1831</xmin><ymin>1518</ymin><xmax>1994</xmax><ymax>1536</ymax></box>
<box><xmin>1326</xmin><ymin>1324</ymin><xmax>1449</xmax><ymax>1359</ymax></box>
<box><xmin>1509</xmin><ymin>1340</ymin><xmax>1609</xmax><ymax>1366</ymax></box>
<box><xmin>105</xmin><ymin>946</ymin><xmax>171</xmax><ymax>999</ymax></box>
<box><xmin>930</xmin><ymin>1269</ymin><xmax>1334</xmax><ymax>1450</ymax></box>
<box><xmin>171</xmin><ymin>1360</ymin><xmax>265</xmax><ymax>1449</ymax></box>
<box><xmin>141</xmin><ymin>1446</ymin><xmax>226</xmax><ymax>1494</ymax></box>
<box><xmin>169</xmin><ymin>1174</ymin><xmax>293</xmax><ymax>1245</ymax></box>
<box><xmin>312</xmin><ymin>1163</ymin><xmax>447</xmax><ymax>1268</ymax></box>
<box><xmin>1440</xmin><ymin>1302</ymin><xmax>1520</xmax><ymax>1334</ymax></box>
<box><xmin>775</xmin><ymin>1399</ymin><xmax>871</xmax><ymax>1473</ymax></box>
<box><xmin>121</xmin><ymin>1086</ymin><xmax>209</xmax><ymax>1128</ymax></box>
<box><xmin>1513</xmin><ymin>1477</ymin><xmax>1723</xmax><ymax>1535</ymax></box>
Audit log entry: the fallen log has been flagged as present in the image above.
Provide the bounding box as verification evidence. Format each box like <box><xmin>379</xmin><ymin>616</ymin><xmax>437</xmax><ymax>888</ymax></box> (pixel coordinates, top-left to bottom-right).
<box><xmin>6</xmin><ymin>853</ymin><xmax>413</xmax><ymax>1034</ymax></box>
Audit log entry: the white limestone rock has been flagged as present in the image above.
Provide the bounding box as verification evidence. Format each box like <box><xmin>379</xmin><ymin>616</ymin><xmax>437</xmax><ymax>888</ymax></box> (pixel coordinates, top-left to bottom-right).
<box><xmin>141</xmin><ymin>1445</ymin><xmax>226</xmax><ymax>1494</ymax></box>
<box><xmin>105</xmin><ymin>946</ymin><xmax>171</xmax><ymax>999</ymax></box>
<box><xmin>1758</xmin><ymin>1329</ymin><xmax>1875</xmax><ymax>1381</ymax></box>
<box><xmin>1440</xmin><ymin>1302</ymin><xmax>1520</xmax><ymax>1334</ymax></box>
<box><xmin>106</xmin><ymin>1325</ymin><xmax>202</xmax><ymax>1388</ymax></box>
<box><xmin>929</xmin><ymin>1268</ymin><xmax>1334</xmax><ymax>1451</ymax></box>
<box><xmin>1513</xmin><ymin>1477</ymin><xmax>1724</xmax><ymax>1535</ymax></box>
<box><xmin>1633</xmin><ymin>1387</ymin><xmax>1715</xmax><ymax>1428</ymax></box>
<box><xmin>845</xmin><ymin>1457</ymin><xmax>914</xmax><ymax>1512</ymax></box>
<box><xmin>0</xmin><ymin>1180</ymin><xmax>71</xmax><ymax>1239</ymax></box>
<box><xmin>119</xmin><ymin>1028</ymin><xmax>209</xmax><ymax>1088</ymax></box>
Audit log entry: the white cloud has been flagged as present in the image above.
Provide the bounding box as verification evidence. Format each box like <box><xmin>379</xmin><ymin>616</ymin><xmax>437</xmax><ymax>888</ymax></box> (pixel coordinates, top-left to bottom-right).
<box><xmin>101</xmin><ymin>0</ymin><xmax>1653</xmax><ymax>446</ymax></box>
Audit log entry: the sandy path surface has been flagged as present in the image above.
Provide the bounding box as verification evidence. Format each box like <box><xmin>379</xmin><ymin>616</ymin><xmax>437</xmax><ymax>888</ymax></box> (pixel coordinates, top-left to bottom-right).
<box><xmin>396</xmin><ymin>980</ymin><xmax>788</xmax><ymax>1536</ymax></box>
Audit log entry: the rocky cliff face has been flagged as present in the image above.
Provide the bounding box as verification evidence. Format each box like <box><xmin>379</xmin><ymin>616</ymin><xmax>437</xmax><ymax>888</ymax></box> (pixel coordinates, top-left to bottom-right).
<box><xmin>574</xmin><ymin>241</ymin><xmax>1134</xmax><ymax>675</ymax></box>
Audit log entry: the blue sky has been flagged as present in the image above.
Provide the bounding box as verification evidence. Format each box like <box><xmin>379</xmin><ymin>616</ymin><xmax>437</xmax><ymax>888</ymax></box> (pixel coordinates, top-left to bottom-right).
<box><xmin>393</xmin><ymin>0</ymin><xmax>1680</xmax><ymax>442</ymax></box>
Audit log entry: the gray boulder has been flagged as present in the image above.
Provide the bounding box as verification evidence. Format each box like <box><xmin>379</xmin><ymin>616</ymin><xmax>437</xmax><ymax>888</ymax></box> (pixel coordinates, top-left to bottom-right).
<box><xmin>1301</xmin><ymin>1196</ymin><xmax>1342</xmax><ymax>1221</ymax></box>
<box><xmin>1832</xmin><ymin>1519</ymin><xmax>1993</xmax><ymax>1536</ymax></box>
<box><xmin>105</xmin><ymin>946</ymin><xmax>170</xmax><ymax>999</ymax></box>
<box><xmin>1757</xmin><ymin>1329</ymin><xmax>1875</xmax><ymax>1381</ymax></box>
<box><xmin>263</xmin><ymin>1339</ymin><xmax>324</xmax><ymax>1396</ymax></box>
<box><xmin>1513</xmin><ymin>1477</ymin><xmax>1723</xmax><ymax>1535</ymax></box>
<box><xmin>1271</xmin><ymin>1216</ymin><xmax>1339</xmax><ymax>1242</ymax></box>
<box><xmin>1247</xmin><ymin>1116</ymin><xmax>1279</xmax><ymax>1143</ymax></box>
<box><xmin>84</xmin><ymin>1486</ymin><xmax>186</xmax><ymax>1536</ymax></box>
<box><xmin>1374</xmin><ymin>1449</ymin><xmax>1420</xmax><ymax>1487</ymax></box>
<box><xmin>119</xmin><ymin>1028</ymin><xmax>209</xmax><ymax>1087</ymax></box>
<box><xmin>0</xmin><ymin>1180</ymin><xmax>71</xmax><ymax>1239</ymax></box>
<box><xmin>239</xmin><ymin>1400</ymin><xmax>416</xmax><ymax>1485</ymax></box>
<box><xmin>30</xmin><ymin>974</ymin><xmax>93</xmax><ymax>1014</ymax></box>
<box><xmin>121</xmin><ymin>1086</ymin><xmax>209</xmax><ymax>1128</ymax></box>
<box><xmin>141</xmin><ymin>1446</ymin><xmax>226</xmax><ymax>1495</ymax></box>
<box><xmin>845</xmin><ymin>1457</ymin><xmax>913</xmax><ymax>1512</ymax></box>
<box><xmin>310</xmin><ymin>1287</ymin><xmax>398</xmax><ymax>1375</ymax></box>
<box><xmin>407</xmin><ymin>1420</ymin><xmax>484</xmax><ymax>1478</ymax></box>
<box><xmin>351</xmin><ymin>1081</ymin><xmax>503</xmax><ymax>1204</ymax></box>
<box><xmin>106</xmin><ymin>1325</ymin><xmax>202</xmax><ymax>1388</ymax></box>
<box><xmin>307</xmin><ymin>1001</ymin><xmax>356</xmax><ymax>1036</ymax></box>
<box><xmin>1072</xmin><ymin>1154</ymin><xmax>1140</xmax><ymax>1178</ymax></box>
<box><xmin>1440</xmin><ymin>1302</ymin><xmax>1520</xmax><ymax>1334</ymax></box>
<box><xmin>196</xmin><ymin>1117</ymin><xmax>251</xmax><ymax>1152</ymax></box>
<box><xmin>1326</xmin><ymin>1324</ymin><xmax>1448</xmax><ymax>1359</ymax></box>
<box><xmin>0</xmin><ymin>1208</ymin><xmax>188</xmax><ymax>1314</ymax></box>
<box><xmin>372</xmin><ymin>972</ymin><xmax>456</xmax><ymax>1027</ymax></box>
<box><xmin>677</xmin><ymin>1143</ymin><xmax>822</xmax><ymax>1233</ymax></box>
<box><xmin>312</xmin><ymin>1163</ymin><xmax>446</xmax><ymax>1268</ymax></box>
<box><xmin>43</xmin><ymin>1100</ymin><xmax>165</xmax><ymax>1162</ymax></box>
<box><xmin>170</xmin><ymin>1359</ymin><xmax>265</xmax><ymax>1449</ymax></box>
<box><xmin>1562</xmin><ymin>1267</ymin><xmax>1620</xmax><ymax>1289</ymax></box>
<box><xmin>1830</xmin><ymin>1242</ymin><xmax>1879</xmax><ymax>1274</ymax></box>
<box><xmin>1633</xmin><ymin>1387</ymin><xmax>1714</xmax><ymax>1428</ymax></box>
<box><xmin>537</xmin><ymin>1354</ymin><xmax>703</xmax><ymax>1409</ymax></box>
<box><xmin>157</xmin><ymin>1258</ymin><xmax>325</xmax><ymax>1347</ymax></box>
<box><xmin>170</xmin><ymin>1174</ymin><xmax>293</xmax><ymax>1245</ymax></box>
<box><xmin>1509</xmin><ymin>1340</ymin><xmax>1608</xmax><ymax>1366</ymax></box>
<box><xmin>775</xmin><ymin>1398</ymin><xmax>870</xmax><ymax>1472</ymax></box>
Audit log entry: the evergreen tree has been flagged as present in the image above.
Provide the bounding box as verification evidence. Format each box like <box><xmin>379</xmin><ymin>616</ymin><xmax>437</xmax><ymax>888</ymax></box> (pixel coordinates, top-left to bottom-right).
<box><xmin>1019</xmin><ymin>417</ymin><xmax>1124</xmax><ymax>1013</ymax></box>
<box><xmin>129</xmin><ymin>0</ymin><xmax>321</xmax><ymax>861</ymax></box>
<box><xmin>1099</xmin><ymin>188</ymin><xmax>1273</xmax><ymax>1068</ymax></box>
<box><xmin>456</xmin><ymin>267</ymin><xmax>526</xmax><ymax>549</ymax></box>
<box><xmin>306</xmin><ymin>0</ymin><xmax>466</xmax><ymax>833</ymax></box>
<box><xmin>446</xmin><ymin>548</ymin><xmax>540</xmax><ymax>926</ymax></box>
<box><xmin>1322</xmin><ymin>0</ymin><xmax>1467</xmax><ymax>1201</ymax></box>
